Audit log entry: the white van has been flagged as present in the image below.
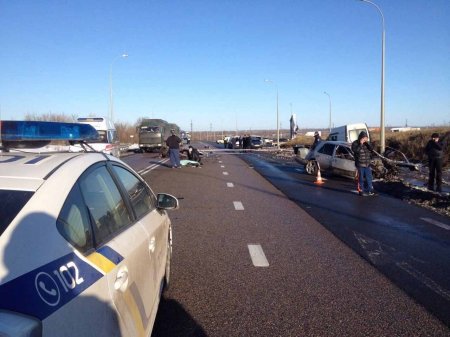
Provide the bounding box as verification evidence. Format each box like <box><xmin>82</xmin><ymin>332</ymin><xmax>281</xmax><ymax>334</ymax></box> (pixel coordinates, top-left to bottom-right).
<box><xmin>326</xmin><ymin>123</ymin><xmax>370</xmax><ymax>143</ymax></box>
<box><xmin>76</xmin><ymin>117</ymin><xmax>121</xmax><ymax>157</ymax></box>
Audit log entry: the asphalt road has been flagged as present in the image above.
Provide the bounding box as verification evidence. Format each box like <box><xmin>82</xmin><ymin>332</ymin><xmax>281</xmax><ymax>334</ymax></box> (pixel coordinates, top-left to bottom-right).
<box><xmin>123</xmin><ymin>147</ymin><xmax>449</xmax><ymax>336</ymax></box>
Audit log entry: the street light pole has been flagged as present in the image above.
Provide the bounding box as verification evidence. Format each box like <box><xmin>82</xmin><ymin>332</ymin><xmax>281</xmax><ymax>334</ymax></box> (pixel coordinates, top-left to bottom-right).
<box><xmin>264</xmin><ymin>79</ymin><xmax>280</xmax><ymax>150</ymax></box>
<box><xmin>109</xmin><ymin>53</ymin><xmax>128</xmax><ymax>122</ymax></box>
<box><xmin>324</xmin><ymin>91</ymin><xmax>331</xmax><ymax>132</ymax></box>
<box><xmin>358</xmin><ymin>0</ymin><xmax>385</xmax><ymax>154</ymax></box>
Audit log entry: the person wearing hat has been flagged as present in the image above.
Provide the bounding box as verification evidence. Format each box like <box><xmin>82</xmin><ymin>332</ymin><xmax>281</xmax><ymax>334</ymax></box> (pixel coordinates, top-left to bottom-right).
<box><xmin>166</xmin><ymin>129</ymin><xmax>182</xmax><ymax>168</ymax></box>
<box><xmin>351</xmin><ymin>131</ymin><xmax>376</xmax><ymax>196</ymax></box>
<box><xmin>311</xmin><ymin>131</ymin><xmax>322</xmax><ymax>150</ymax></box>
<box><xmin>425</xmin><ymin>133</ymin><xmax>444</xmax><ymax>192</ymax></box>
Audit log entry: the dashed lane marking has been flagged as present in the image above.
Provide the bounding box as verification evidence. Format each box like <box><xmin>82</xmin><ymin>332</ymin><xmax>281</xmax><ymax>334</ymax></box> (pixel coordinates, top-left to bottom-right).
<box><xmin>421</xmin><ymin>217</ymin><xmax>450</xmax><ymax>230</ymax></box>
<box><xmin>227</xmin><ymin>182</ymin><xmax>234</xmax><ymax>187</ymax></box>
<box><xmin>233</xmin><ymin>201</ymin><xmax>244</xmax><ymax>210</ymax></box>
<box><xmin>223</xmin><ymin>172</ymin><xmax>229</xmax><ymax>176</ymax></box>
<box><xmin>248</xmin><ymin>244</ymin><xmax>269</xmax><ymax>267</ymax></box>
<box><xmin>221</xmin><ymin>165</ymin><xmax>225</xmax><ymax>168</ymax></box>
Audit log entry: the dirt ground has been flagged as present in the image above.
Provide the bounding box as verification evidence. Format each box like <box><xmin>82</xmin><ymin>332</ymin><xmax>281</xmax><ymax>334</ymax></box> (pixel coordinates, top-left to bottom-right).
<box><xmin>253</xmin><ymin>148</ymin><xmax>450</xmax><ymax>218</ymax></box>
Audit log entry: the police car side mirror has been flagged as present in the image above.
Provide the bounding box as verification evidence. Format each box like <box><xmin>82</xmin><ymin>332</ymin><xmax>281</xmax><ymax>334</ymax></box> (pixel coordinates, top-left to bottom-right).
<box><xmin>156</xmin><ymin>193</ymin><xmax>179</xmax><ymax>210</ymax></box>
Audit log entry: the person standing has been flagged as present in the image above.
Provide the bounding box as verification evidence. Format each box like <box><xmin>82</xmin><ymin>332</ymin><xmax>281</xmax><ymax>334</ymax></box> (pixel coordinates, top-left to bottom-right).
<box><xmin>311</xmin><ymin>131</ymin><xmax>322</xmax><ymax>150</ymax></box>
<box><xmin>425</xmin><ymin>133</ymin><xmax>444</xmax><ymax>192</ymax></box>
<box><xmin>351</xmin><ymin>131</ymin><xmax>376</xmax><ymax>196</ymax></box>
<box><xmin>166</xmin><ymin>129</ymin><xmax>182</xmax><ymax>168</ymax></box>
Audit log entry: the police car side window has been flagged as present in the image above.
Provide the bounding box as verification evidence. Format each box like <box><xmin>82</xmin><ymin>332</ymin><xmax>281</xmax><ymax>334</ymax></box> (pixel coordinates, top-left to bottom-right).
<box><xmin>79</xmin><ymin>166</ymin><xmax>132</xmax><ymax>245</ymax></box>
<box><xmin>57</xmin><ymin>183</ymin><xmax>94</xmax><ymax>253</ymax></box>
<box><xmin>112</xmin><ymin>165</ymin><xmax>156</xmax><ymax>219</ymax></box>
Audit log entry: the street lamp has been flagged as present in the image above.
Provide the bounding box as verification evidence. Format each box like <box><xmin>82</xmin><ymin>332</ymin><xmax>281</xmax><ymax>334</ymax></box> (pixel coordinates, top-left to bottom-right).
<box><xmin>264</xmin><ymin>79</ymin><xmax>280</xmax><ymax>150</ymax></box>
<box><xmin>323</xmin><ymin>91</ymin><xmax>332</xmax><ymax>132</ymax></box>
<box><xmin>358</xmin><ymin>0</ymin><xmax>386</xmax><ymax>154</ymax></box>
<box><xmin>109</xmin><ymin>53</ymin><xmax>128</xmax><ymax>122</ymax></box>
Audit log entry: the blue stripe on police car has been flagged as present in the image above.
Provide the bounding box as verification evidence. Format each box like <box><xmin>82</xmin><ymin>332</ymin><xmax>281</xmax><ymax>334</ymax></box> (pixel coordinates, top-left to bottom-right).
<box><xmin>0</xmin><ymin>253</ymin><xmax>103</xmax><ymax>320</ymax></box>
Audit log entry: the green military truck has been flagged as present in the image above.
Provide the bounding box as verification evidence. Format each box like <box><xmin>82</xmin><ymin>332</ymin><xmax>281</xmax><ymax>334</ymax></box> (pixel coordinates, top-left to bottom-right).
<box><xmin>138</xmin><ymin>119</ymin><xmax>180</xmax><ymax>152</ymax></box>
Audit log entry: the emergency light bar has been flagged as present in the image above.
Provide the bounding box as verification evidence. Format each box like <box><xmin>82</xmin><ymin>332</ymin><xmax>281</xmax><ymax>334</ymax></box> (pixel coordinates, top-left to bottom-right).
<box><xmin>0</xmin><ymin>121</ymin><xmax>99</xmax><ymax>142</ymax></box>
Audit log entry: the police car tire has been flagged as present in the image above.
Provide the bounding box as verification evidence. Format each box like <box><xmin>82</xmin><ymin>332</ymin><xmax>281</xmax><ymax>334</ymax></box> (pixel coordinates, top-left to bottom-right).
<box><xmin>163</xmin><ymin>235</ymin><xmax>172</xmax><ymax>291</ymax></box>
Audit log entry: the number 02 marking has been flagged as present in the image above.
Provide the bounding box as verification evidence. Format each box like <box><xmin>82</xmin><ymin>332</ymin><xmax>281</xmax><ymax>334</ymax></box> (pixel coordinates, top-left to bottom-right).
<box><xmin>53</xmin><ymin>262</ymin><xmax>84</xmax><ymax>293</ymax></box>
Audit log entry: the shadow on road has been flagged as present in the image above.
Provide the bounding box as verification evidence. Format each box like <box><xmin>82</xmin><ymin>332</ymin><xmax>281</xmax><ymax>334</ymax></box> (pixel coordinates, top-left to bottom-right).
<box><xmin>152</xmin><ymin>297</ymin><xmax>208</xmax><ymax>337</ymax></box>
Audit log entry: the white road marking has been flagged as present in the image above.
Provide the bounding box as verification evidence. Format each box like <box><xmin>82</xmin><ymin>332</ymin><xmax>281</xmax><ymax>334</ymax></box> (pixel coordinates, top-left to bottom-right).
<box><xmin>248</xmin><ymin>244</ymin><xmax>269</xmax><ymax>267</ymax></box>
<box><xmin>223</xmin><ymin>172</ymin><xmax>229</xmax><ymax>175</ymax></box>
<box><xmin>219</xmin><ymin>160</ymin><xmax>222</xmax><ymax>163</ymax></box>
<box><xmin>421</xmin><ymin>218</ymin><xmax>450</xmax><ymax>230</ymax></box>
<box><xmin>221</xmin><ymin>165</ymin><xmax>225</xmax><ymax>168</ymax></box>
<box><xmin>138</xmin><ymin>159</ymin><xmax>170</xmax><ymax>175</ymax></box>
<box><xmin>227</xmin><ymin>182</ymin><xmax>234</xmax><ymax>187</ymax></box>
<box><xmin>233</xmin><ymin>201</ymin><xmax>244</xmax><ymax>210</ymax></box>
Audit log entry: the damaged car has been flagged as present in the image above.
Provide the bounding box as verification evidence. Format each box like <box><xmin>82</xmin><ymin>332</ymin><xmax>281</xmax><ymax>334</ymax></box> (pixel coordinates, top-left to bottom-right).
<box><xmin>300</xmin><ymin>140</ymin><xmax>418</xmax><ymax>179</ymax></box>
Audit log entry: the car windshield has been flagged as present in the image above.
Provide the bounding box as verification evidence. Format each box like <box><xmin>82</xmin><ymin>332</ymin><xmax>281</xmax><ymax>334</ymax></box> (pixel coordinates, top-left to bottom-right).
<box><xmin>93</xmin><ymin>130</ymin><xmax>108</xmax><ymax>143</ymax></box>
<box><xmin>141</xmin><ymin>126</ymin><xmax>160</xmax><ymax>132</ymax></box>
<box><xmin>0</xmin><ymin>190</ymin><xmax>34</xmax><ymax>236</ymax></box>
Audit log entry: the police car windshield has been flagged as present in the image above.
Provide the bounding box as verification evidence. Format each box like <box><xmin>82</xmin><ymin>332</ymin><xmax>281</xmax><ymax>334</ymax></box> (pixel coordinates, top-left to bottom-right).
<box><xmin>0</xmin><ymin>190</ymin><xmax>33</xmax><ymax>236</ymax></box>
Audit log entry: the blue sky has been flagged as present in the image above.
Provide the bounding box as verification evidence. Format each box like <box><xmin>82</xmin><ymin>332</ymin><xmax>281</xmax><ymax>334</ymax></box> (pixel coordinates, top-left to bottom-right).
<box><xmin>0</xmin><ymin>0</ymin><xmax>449</xmax><ymax>132</ymax></box>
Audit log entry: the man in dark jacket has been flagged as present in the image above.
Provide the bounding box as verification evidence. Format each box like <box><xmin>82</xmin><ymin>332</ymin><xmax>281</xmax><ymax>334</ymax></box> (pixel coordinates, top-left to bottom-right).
<box><xmin>187</xmin><ymin>145</ymin><xmax>202</xmax><ymax>164</ymax></box>
<box><xmin>425</xmin><ymin>133</ymin><xmax>444</xmax><ymax>192</ymax></box>
<box><xmin>351</xmin><ymin>131</ymin><xmax>376</xmax><ymax>196</ymax></box>
<box><xmin>166</xmin><ymin>129</ymin><xmax>182</xmax><ymax>168</ymax></box>
<box><xmin>311</xmin><ymin>131</ymin><xmax>321</xmax><ymax>150</ymax></box>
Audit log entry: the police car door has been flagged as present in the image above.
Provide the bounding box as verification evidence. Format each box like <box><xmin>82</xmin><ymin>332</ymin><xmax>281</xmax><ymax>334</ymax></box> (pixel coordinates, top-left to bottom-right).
<box><xmin>79</xmin><ymin>164</ymin><xmax>153</xmax><ymax>336</ymax></box>
<box><xmin>110</xmin><ymin>164</ymin><xmax>168</xmax><ymax>333</ymax></box>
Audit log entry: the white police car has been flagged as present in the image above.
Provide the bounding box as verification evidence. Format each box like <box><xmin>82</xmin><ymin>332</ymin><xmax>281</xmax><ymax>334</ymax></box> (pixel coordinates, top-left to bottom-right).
<box><xmin>0</xmin><ymin>121</ymin><xmax>178</xmax><ymax>337</ymax></box>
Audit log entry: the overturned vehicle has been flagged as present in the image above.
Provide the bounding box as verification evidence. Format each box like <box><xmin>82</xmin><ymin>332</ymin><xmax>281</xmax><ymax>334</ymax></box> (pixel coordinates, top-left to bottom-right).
<box><xmin>297</xmin><ymin>141</ymin><xmax>418</xmax><ymax>179</ymax></box>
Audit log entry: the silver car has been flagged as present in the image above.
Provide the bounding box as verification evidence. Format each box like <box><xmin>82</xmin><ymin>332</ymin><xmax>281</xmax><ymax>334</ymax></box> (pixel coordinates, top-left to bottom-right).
<box><xmin>304</xmin><ymin>141</ymin><xmax>357</xmax><ymax>179</ymax></box>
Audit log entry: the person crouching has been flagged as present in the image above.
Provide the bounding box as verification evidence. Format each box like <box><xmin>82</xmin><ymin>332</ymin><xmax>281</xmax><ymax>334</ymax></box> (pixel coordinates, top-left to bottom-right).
<box><xmin>188</xmin><ymin>146</ymin><xmax>202</xmax><ymax>164</ymax></box>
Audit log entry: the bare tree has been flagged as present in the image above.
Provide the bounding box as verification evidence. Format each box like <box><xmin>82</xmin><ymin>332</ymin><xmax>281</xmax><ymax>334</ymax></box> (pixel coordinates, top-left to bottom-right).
<box><xmin>24</xmin><ymin>112</ymin><xmax>75</xmax><ymax>122</ymax></box>
<box><xmin>115</xmin><ymin>121</ymin><xmax>138</xmax><ymax>144</ymax></box>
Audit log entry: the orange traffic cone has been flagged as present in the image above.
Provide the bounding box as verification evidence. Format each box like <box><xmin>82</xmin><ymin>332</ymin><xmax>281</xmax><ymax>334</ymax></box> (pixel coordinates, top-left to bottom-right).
<box><xmin>314</xmin><ymin>162</ymin><xmax>325</xmax><ymax>185</ymax></box>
